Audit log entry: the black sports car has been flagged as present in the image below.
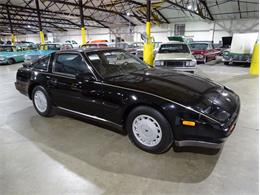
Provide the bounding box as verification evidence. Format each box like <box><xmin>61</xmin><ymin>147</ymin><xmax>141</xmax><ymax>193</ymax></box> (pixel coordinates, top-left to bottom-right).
<box><xmin>15</xmin><ymin>48</ymin><xmax>240</xmax><ymax>154</ymax></box>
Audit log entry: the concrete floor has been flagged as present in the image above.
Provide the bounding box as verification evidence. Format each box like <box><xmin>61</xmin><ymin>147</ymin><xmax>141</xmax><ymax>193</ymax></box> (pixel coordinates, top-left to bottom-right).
<box><xmin>0</xmin><ymin>59</ymin><xmax>258</xmax><ymax>195</ymax></box>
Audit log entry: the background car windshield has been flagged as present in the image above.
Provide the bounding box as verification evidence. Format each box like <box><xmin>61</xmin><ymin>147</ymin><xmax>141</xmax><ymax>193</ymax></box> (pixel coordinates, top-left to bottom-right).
<box><xmin>189</xmin><ymin>43</ymin><xmax>208</xmax><ymax>50</ymax></box>
<box><xmin>0</xmin><ymin>46</ymin><xmax>14</xmax><ymax>52</ymax></box>
<box><xmin>87</xmin><ymin>51</ymin><xmax>148</xmax><ymax>78</ymax></box>
<box><xmin>158</xmin><ymin>44</ymin><xmax>190</xmax><ymax>53</ymax></box>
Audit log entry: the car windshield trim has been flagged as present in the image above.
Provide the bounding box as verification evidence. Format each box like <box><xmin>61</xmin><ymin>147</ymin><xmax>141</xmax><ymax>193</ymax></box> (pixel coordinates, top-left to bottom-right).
<box><xmin>189</xmin><ymin>43</ymin><xmax>208</xmax><ymax>50</ymax></box>
<box><xmin>158</xmin><ymin>44</ymin><xmax>190</xmax><ymax>53</ymax></box>
<box><xmin>85</xmin><ymin>50</ymin><xmax>149</xmax><ymax>79</ymax></box>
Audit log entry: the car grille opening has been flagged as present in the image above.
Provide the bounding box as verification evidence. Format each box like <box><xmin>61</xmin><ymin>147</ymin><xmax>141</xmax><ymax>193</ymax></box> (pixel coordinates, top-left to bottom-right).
<box><xmin>163</xmin><ymin>60</ymin><xmax>192</xmax><ymax>67</ymax></box>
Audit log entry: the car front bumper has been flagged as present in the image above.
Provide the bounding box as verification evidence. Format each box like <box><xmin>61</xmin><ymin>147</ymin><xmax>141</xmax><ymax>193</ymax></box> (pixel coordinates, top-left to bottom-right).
<box><xmin>174</xmin><ymin>94</ymin><xmax>240</xmax><ymax>149</ymax></box>
<box><xmin>15</xmin><ymin>81</ymin><xmax>29</xmax><ymax>96</ymax></box>
<box><xmin>156</xmin><ymin>66</ymin><xmax>196</xmax><ymax>73</ymax></box>
<box><xmin>0</xmin><ymin>60</ymin><xmax>8</xmax><ymax>65</ymax></box>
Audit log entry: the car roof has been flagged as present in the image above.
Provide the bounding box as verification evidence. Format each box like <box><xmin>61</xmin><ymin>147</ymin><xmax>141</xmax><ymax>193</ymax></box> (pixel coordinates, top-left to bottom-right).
<box><xmin>190</xmin><ymin>42</ymin><xmax>210</xmax><ymax>44</ymax></box>
<box><xmin>56</xmin><ymin>47</ymin><xmax>123</xmax><ymax>54</ymax></box>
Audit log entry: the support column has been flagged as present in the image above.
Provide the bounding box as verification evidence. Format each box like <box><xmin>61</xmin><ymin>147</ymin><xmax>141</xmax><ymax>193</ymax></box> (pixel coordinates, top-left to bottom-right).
<box><xmin>143</xmin><ymin>0</ymin><xmax>154</xmax><ymax>66</ymax></box>
<box><xmin>212</xmin><ymin>22</ymin><xmax>216</xmax><ymax>43</ymax></box>
<box><xmin>6</xmin><ymin>6</ymin><xmax>15</xmax><ymax>45</ymax></box>
<box><xmin>79</xmin><ymin>0</ymin><xmax>87</xmax><ymax>45</ymax></box>
<box><xmin>35</xmin><ymin>0</ymin><xmax>44</xmax><ymax>44</ymax></box>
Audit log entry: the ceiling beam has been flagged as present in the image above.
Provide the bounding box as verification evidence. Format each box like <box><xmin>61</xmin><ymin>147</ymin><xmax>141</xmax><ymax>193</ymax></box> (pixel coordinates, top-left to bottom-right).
<box><xmin>154</xmin><ymin>9</ymin><xmax>169</xmax><ymax>24</ymax></box>
<box><xmin>0</xmin><ymin>4</ymin><xmax>109</xmax><ymax>28</ymax></box>
<box><xmin>45</xmin><ymin>0</ymin><xmax>136</xmax><ymax>26</ymax></box>
<box><xmin>237</xmin><ymin>0</ymin><xmax>242</xmax><ymax>18</ymax></box>
<box><xmin>212</xmin><ymin>10</ymin><xmax>258</xmax><ymax>15</ymax></box>
<box><xmin>198</xmin><ymin>0</ymin><xmax>214</xmax><ymax>20</ymax></box>
<box><xmin>6</xmin><ymin>6</ymin><xmax>13</xmax><ymax>34</ymax></box>
<box><xmin>1</xmin><ymin>10</ymin><xmax>81</xmax><ymax>27</ymax></box>
<box><xmin>165</xmin><ymin>0</ymin><xmax>213</xmax><ymax>21</ymax></box>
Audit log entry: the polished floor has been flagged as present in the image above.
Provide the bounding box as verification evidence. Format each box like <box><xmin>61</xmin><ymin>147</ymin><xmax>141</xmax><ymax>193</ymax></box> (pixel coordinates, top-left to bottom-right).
<box><xmin>0</xmin><ymin>60</ymin><xmax>258</xmax><ymax>195</ymax></box>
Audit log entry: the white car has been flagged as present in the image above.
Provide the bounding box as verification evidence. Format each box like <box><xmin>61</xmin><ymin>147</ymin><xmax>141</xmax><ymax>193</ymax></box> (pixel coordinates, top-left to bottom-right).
<box><xmin>154</xmin><ymin>41</ymin><xmax>197</xmax><ymax>73</ymax></box>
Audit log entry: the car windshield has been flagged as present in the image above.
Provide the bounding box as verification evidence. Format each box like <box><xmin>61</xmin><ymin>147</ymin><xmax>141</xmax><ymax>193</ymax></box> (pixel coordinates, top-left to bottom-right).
<box><xmin>158</xmin><ymin>44</ymin><xmax>190</xmax><ymax>53</ymax></box>
<box><xmin>189</xmin><ymin>43</ymin><xmax>208</xmax><ymax>50</ymax></box>
<box><xmin>0</xmin><ymin>46</ymin><xmax>14</xmax><ymax>52</ymax></box>
<box><xmin>86</xmin><ymin>50</ymin><xmax>148</xmax><ymax>78</ymax></box>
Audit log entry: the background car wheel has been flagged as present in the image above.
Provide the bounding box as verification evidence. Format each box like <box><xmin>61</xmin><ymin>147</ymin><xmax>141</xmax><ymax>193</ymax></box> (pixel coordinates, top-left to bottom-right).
<box><xmin>126</xmin><ymin>106</ymin><xmax>174</xmax><ymax>154</ymax></box>
<box><xmin>224</xmin><ymin>62</ymin><xmax>230</xmax><ymax>65</ymax></box>
<box><xmin>7</xmin><ymin>58</ymin><xmax>15</xmax><ymax>65</ymax></box>
<box><xmin>32</xmin><ymin>86</ymin><xmax>55</xmax><ymax>117</ymax></box>
<box><xmin>203</xmin><ymin>57</ymin><xmax>207</xmax><ymax>64</ymax></box>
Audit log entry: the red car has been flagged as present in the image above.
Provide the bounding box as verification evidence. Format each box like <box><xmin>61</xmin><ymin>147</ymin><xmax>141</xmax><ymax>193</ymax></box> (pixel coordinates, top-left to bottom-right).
<box><xmin>189</xmin><ymin>42</ymin><xmax>220</xmax><ymax>63</ymax></box>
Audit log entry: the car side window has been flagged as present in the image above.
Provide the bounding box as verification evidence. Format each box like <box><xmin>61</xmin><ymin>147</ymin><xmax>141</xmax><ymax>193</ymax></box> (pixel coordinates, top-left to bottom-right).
<box><xmin>53</xmin><ymin>53</ymin><xmax>89</xmax><ymax>75</ymax></box>
<box><xmin>34</xmin><ymin>55</ymin><xmax>50</xmax><ymax>71</ymax></box>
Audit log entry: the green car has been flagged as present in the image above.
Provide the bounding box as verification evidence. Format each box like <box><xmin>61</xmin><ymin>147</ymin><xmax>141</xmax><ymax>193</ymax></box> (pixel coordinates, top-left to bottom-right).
<box><xmin>0</xmin><ymin>45</ymin><xmax>32</xmax><ymax>65</ymax></box>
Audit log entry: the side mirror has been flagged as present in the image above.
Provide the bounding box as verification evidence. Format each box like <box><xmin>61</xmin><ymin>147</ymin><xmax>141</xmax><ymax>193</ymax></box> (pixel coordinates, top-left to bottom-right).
<box><xmin>76</xmin><ymin>72</ymin><xmax>95</xmax><ymax>82</ymax></box>
<box><xmin>22</xmin><ymin>62</ymin><xmax>32</xmax><ymax>68</ymax></box>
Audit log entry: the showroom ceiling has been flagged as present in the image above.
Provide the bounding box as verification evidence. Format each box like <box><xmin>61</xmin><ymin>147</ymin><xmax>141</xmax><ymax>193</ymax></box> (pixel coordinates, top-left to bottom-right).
<box><xmin>0</xmin><ymin>0</ymin><xmax>259</xmax><ymax>34</ymax></box>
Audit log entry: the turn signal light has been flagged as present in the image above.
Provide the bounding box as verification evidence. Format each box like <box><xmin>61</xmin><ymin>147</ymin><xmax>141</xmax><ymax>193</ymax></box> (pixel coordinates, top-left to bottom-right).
<box><xmin>182</xmin><ymin>120</ymin><xmax>196</xmax><ymax>126</ymax></box>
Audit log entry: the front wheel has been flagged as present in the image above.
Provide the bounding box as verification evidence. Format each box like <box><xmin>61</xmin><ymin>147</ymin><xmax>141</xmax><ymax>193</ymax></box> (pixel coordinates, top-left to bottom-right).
<box><xmin>126</xmin><ymin>106</ymin><xmax>174</xmax><ymax>154</ymax></box>
<box><xmin>224</xmin><ymin>61</ymin><xmax>230</xmax><ymax>65</ymax></box>
<box><xmin>32</xmin><ymin>86</ymin><xmax>55</xmax><ymax>117</ymax></box>
<box><xmin>203</xmin><ymin>57</ymin><xmax>207</xmax><ymax>64</ymax></box>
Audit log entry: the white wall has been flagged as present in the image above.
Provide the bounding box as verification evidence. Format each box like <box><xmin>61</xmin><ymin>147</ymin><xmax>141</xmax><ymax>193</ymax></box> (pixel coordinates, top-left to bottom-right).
<box><xmin>1</xmin><ymin>18</ymin><xmax>258</xmax><ymax>44</ymax></box>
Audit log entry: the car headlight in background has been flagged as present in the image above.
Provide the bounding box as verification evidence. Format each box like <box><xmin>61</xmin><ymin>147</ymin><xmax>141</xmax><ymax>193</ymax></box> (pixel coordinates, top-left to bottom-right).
<box><xmin>223</xmin><ymin>51</ymin><xmax>230</xmax><ymax>56</ymax></box>
<box><xmin>186</xmin><ymin>59</ymin><xmax>197</xmax><ymax>66</ymax></box>
<box><xmin>0</xmin><ymin>57</ymin><xmax>6</xmax><ymax>61</ymax></box>
<box><xmin>195</xmin><ymin>54</ymin><xmax>204</xmax><ymax>59</ymax></box>
<box><xmin>154</xmin><ymin>60</ymin><xmax>164</xmax><ymax>66</ymax></box>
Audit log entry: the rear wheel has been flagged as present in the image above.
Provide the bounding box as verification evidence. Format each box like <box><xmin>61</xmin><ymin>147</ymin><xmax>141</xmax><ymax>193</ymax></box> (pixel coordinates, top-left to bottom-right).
<box><xmin>32</xmin><ymin>86</ymin><xmax>55</xmax><ymax>117</ymax></box>
<box><xmin>7</xmin><ymin>58</ymin><xmax>15</xmax><ymax>65</ymax></box>
<box><xmin>126</xmin><ymin>106</ymin><xmax>174</xmax><ymax>154</ymax></box>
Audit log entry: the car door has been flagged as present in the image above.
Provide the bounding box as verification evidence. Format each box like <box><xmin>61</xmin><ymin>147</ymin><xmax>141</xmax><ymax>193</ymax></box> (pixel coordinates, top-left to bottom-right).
<box><xmin>85</xmin><ymin>51</ymin><xmax>130</xmax><ymax>124</ymax></box>
<box><xmin>12</xmin><ymin>46</ymin><xmax>24</xmax><ymax>62</ymax></box>
<box><xmin>48</xmin><ymin>52</ymin><xmax>104</xmax><ymax>116</ymax></box>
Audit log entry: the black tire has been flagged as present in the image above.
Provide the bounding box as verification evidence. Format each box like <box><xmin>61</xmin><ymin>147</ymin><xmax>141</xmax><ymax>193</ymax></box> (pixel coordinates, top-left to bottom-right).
<box><xmin>126</xmin><ymin>106</ymin><xmax>174</xmax><ymax>154</ymax></box>
<box><xmin>32</xmin><ymin>86</ymin><xmax>55</xmax><ymax>117</ymax></box>
<box><xmin>203</xmin><ymin>57</ymin><xmax>207</xmax><ymax>64</ymax></box>
<box><xmin>7</xmin><ymin>58</ymin><xmax>15</xmax><ymax>65</ymax></box>
<box><xmin>224</xmin><ymin>61</ymin><xmax>229</xmax><ymax>65</ymax></box>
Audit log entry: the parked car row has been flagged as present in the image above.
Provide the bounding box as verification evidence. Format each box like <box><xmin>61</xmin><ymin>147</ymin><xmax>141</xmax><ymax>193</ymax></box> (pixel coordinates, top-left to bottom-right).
<box><xmin>0</xmin><ymin>43</ymin><xmax>74</xmax><ymax>65</ymax></box>
<box><xmin>3</xmin><ymin>35</ymin><xmax>255</xmax><ymax>71</ymax></box>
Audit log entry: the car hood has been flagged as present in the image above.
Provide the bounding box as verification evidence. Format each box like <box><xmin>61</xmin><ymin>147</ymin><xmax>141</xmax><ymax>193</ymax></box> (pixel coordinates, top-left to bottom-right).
<box><xmin>191</xmin><ymin>49</ymin><xmax>206</xmax><ymax>54</ymax></box>
<box><xmin>106</xmin><ymin>68</ymin><xmax>238</xmax><ymax>119</ymax></box>
<box><xmin>155</xmin><ymin>53</ymin><xmax>194</xmax><ymax>61</ymax></box>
